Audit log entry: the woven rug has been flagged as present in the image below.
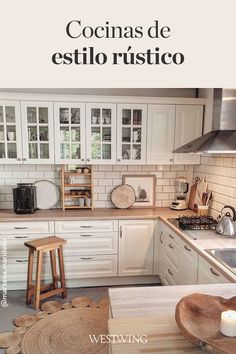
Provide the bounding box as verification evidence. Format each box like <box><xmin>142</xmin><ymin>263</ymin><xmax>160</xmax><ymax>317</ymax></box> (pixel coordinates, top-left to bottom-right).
<box><xmin>0</xmin><ymin>297</ymin><xmax>109</xmax><ymax>354</ymax></box>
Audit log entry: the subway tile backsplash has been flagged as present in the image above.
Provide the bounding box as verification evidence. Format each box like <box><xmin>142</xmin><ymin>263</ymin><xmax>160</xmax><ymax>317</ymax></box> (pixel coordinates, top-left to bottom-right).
<box><xmin>0</xmin><ymin>164</ymin><xmax>193</xmax><ymax>209</ymax></box>
<box><xmin>194</xmin><ymin>156</ymin><xmax>236</xmax><ymax>219</ymax></box>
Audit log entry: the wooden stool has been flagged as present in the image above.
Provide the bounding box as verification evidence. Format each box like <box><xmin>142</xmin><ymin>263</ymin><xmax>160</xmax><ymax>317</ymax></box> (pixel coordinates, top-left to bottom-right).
<box><xmin>25</xmin><ymin>236</ymin><xmax>67</xmax><ymax>309</ymax></box>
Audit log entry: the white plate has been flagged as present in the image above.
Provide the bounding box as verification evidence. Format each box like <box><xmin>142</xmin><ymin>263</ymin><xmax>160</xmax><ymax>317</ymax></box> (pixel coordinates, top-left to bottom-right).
<box><xmin>34</xmin><ymin>180</ymin><xmax>60</xmax><ymax>209</ymax></box>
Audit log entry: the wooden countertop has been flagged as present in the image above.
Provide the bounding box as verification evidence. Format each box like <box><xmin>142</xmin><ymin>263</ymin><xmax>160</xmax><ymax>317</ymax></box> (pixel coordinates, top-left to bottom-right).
<box><xmin>0</xmin><ymin>207</ymin><xmax>193</xmax><ymax>222</ymax></box>
<box><xmin>108</xmin><ymin>284</ymin><xmax>236</xmax><ymax>353</ymax></box>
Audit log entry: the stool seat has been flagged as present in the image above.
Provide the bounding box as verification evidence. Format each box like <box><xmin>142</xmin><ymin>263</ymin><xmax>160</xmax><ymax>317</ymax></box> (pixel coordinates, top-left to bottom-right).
<box><xmin>25</xmin><ymin>236</ymin><xmax>67</xmax><ymax>309</ymax></box>
<box><xmin>25</xmin><ymin>236</ymin><xmax>66</xmax><ymax>251</ymax></box>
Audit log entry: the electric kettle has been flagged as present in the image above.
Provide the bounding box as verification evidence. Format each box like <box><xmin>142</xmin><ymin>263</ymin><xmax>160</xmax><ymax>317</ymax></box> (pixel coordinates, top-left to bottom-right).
<box><xmin>216</xmin><ymin>205</ymin><xmax>236</xmax><ymax>236</ymax></box>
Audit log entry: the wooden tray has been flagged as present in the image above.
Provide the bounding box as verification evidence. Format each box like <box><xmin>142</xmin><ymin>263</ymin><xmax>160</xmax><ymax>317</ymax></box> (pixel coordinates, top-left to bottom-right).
<box><xmin>175</xmin><ymin>293</ymin><xmax>236</xmax><ymax>354</ymax></box>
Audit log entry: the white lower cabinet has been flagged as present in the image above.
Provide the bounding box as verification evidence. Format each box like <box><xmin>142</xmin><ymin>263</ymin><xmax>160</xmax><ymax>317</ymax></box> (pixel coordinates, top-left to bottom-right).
<box><xmin>197</xmin><ymin>256</ymin><xmax>230</xmax><ymax>284</ymax></box>
<box><xmin>180</xmin><ymin>240</ymin><xmax>198</xmax><ymax>285</ymax></box>
<box><xmin>118</xmin><ymin>220</ymin><xmax>154</xmax><ymax>276</ymax></box>
<box><xmin>64</xmin><ymin>255</ymin><xmax>117</xmax><ymax>279</ymax></box>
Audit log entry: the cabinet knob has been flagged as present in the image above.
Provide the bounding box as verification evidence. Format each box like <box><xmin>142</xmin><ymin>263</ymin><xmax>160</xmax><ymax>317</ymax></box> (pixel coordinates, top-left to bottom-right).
<box><xmin>117</xmin><ymin>158</ymin><xmax>121</xmax><ymax>162</ymax></box>
<box><xmin>81</xmin><ymin>158</ymin><xmax>85</xmax><ymax>162</ymax></box>
<box><xmin>22</xmin><ymin>158</ymin><xmax>27</xmax><ymax>161</ymax></box>
<box><xmin>16</xmin><ymin>158</ymin><xmax>22</xmax><ymax>161</ymax></box>
<box><xmin>87</xmin><ymin>158</ymin><xmax>90</xmax><ymax>162</ymax></box>
<box><xmin>170</xmin><ymin>158</ymin><xmax>174</xmax><ymax>163</ymax></box>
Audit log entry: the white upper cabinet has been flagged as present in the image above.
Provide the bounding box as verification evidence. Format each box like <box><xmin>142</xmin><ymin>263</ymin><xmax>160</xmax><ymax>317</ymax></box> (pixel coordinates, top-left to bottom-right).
<box><xmin>0</xmin><ymin>100</ymin><xmax>22</xmax><ymax>163</ymax></box>
<box><xmin>174</xmin><ymin>105</ymin><xmax>203</xmax><ymax>164</ymax></box>
<box><xmin>21</xmin><ymin>101</ymin><xmax>54</xmax><ymax>164</ymax></box>
<box><xmin>117</xmin><ymin>104</ymin><xmax>147</xmax><ymax>164</ymax></box>
<box><xmin>54</xmin><ymin>102</ymin><xmax>86</xmax><ymax>164</ymax></box>
<box><xmin>147</xmin><ymin>105</ymin><xmax>175</xmax><ymax>164</ymax></box>
<box><xmin>86</xmin><ymin>103</ymin><xmax>116</xmax><ymax>164</ymax></box>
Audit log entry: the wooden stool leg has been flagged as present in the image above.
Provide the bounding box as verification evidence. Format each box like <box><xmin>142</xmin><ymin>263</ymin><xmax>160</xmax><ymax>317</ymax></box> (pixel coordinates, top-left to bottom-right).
<box><xmin>50</xmin><ymin>250</ymin><xmax>58</xmax><ymax>289</ymax></box>
<box><xmin>26</xmin><ymin>248</ymin><xmax>34</xmax><ymax>305</ymax></box>
<box><xmin>34</xmin><ymin>250</ymin><xmax>43</xmax><ymax>310</ymax></box>
<box><xmin>58</xmin><ymin>246</ymin><xmax>67</xmax><ymax>299</ymax></box>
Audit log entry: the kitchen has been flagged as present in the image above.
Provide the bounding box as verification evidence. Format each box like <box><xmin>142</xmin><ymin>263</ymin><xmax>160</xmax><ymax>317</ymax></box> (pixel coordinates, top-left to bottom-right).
<box><xmin>0</xmin><ymin>88</ymin><xmax>236</xmax><ymax>354</ymax></box>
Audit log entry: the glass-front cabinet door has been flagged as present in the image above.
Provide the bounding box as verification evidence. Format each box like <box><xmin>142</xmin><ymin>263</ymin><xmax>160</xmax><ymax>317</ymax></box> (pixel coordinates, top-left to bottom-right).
<box><xmin>86</xmin><ymin>103</ymin><xmax>116</xmax><ymax>164</ymax></box>
<box><xmin>21</xmin><ymin>102</ymin><xmax>54</xmax><ymax>164</ymax></box>
<box><xmin>54</xmin><ymin>102</ymin><xmax>86</xmax><ymax>163</ymax></box>
<box><xmin>117</xmin><ymin>104</ymin><xmax>147</xmax><ymax>164</ymax></box>
<box><xmin>0</xmin><ymin>100</ymin><xmax>22</xmax><ymax>163</ymax></box>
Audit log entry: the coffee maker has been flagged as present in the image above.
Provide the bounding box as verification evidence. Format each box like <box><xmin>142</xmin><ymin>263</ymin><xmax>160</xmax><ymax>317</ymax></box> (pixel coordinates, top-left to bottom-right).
<box><xmin>170</xmin><ymin>178</ymin><xmax>189</xmax><ymax>210</ymax></box>
<box><xmin>13</xmin><ymin>183</ymin><xmax>37</xmax><ymax>214</ymax></box>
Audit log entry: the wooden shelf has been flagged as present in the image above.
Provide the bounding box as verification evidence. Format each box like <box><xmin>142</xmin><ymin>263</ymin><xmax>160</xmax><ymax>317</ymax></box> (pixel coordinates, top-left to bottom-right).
<box><xmin>61</xmin><ymin>165</ymin><xmax>93</xmax><ymax>211</ymax></box>
<box><xmin>64</xmin><ymin>184</ymin><xmax>93</xmax><ymax>187</ymax></box>
<box><xmin>64</xmin><ymin>205</ymin><xmax>92</xmax><ymax>209</ymax></box>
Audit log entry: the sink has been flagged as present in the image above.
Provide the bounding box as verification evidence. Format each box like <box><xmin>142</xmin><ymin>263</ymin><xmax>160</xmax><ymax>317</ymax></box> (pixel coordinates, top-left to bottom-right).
<box><xmin>206</xmin><ymin>248</ymin><xmax>236</xmax><ymax>274</ymax></box>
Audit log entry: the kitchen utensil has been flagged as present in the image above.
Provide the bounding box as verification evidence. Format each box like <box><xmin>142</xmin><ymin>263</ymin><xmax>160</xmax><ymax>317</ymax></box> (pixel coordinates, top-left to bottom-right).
<box><xmin>34</xmin><ymin>180</ymin><xmax>59</xmax><ymax>209</ymax></box>
<box><xmin>197</xmin><ymin>205</ymin><xmax>209</xmax><ymax>216</ymax></box>
<box><xmin>216</xmin><ymin>205</ymin><xmax>236</xmax><ymax>236</ymax></box>
<box><xmin>188</xmin><ymin>179</ymin><xmax>197</xmax><ymax>210</ymax></box>
<box><xmin>111</xmin><ymin>184</ymin><xmax>135</xmax><ymax>209</ymax></box>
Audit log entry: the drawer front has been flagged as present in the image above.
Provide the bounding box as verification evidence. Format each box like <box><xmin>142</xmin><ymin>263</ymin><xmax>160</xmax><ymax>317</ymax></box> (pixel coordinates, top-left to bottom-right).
<box><xmin>198</xmin><ymin>256</ymin><xmax>230</xmax><ymax>284</ymax></box>
<box><xmin>164</xmin><ymin>264</ymin><xmax>180</xmax><ymax>285</ymax></box>
<box><xmin>4</xmin><ymin>257</ymin><xmax>51</xmax><ymax>282</ymax></box>
<box><xmin>55</xmin><ymin>220</ymin><xmax>118</xmax><ymax>233</ymax></box>
<box><xmin>62</xmin><ymin>232</ymin><xmax>118</xmax><ymax>256</ymax></box>
<box><xmin>165</xmin><ymin>241</ymin><xmax>180</xmax><ymax>270</ymax></box>
<box><xmin>3</xmin><ymin>234</ymin><xmax>54</xmax><ymax>258</ymax></box>
<box><xmin>0</xmin><ymin>221</ymin><xmax>54</xmax><ymax>235</ymax></box>
<box><xmin>64</xmin><ymin>255</ymin><xmax>117</xmax><ymax>279</ymax></box>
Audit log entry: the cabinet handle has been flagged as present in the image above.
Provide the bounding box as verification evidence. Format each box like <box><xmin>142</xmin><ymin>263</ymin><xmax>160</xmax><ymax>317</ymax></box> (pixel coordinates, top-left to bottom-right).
<box><xmin>184</xmin><ymin>245</ymin><xmax>191</xmax><ymax>252</ymax></box>
<box><xmin>80</xmin><ymin>257</ymin><xmax>93</xmax><ymax>260</ymax></box>
<box><xmin>168</xmin><ymin>243</ymin><xmax>174</xmax><ymax>249</ymax></box>
<box><xmin>170</xmin><ymin>158</ymin><xmax>174</xmax><ymax>163</ymax></box>
<box><xmin>210</xmin><ymin>267</ymin><xmax>220</xmax><ymax>277</ymax></box>
<box><xmin>16</xmin><ymin>259</ymin><xmax>28</xmax><ymax>263</ymax></box>
<box><xmin>80</xmin><ymin>226</ymin><xmax>92</xmax><ymax>229</ymax></box>
<box><xmin>22</xmin><ymin>158</ymin><xmax>27</xmax><ymax>161</ymax></box>
<box><xmin>17</xmin><ymin>158</ymin><xmax>22</xmax><ymax>161</ymax></box>
<box><xmin>160</xmin><ymin>231</ymin><xmax>163</xmax><ymax>244</ymax></box>
<box><xmin>81</xmin><ymin>158</ymin><xmax>85</xmax><ymax>162</ymax></box>
<box><xmin>14</xmin><ymin>227</ymin><xmax>28</xmax><ymax>230</ymax></box>
<box><xmin>14</xmin><ymin>235</ymin><xmax>29</xmax><ymax>239</ymax></box>
<box><xmin>120</xmin><ymin>226</ymin><xmax>122</xmax><ymax>238</ymax></box>
<box><xmin>87</xmin><ymin>158</ymin><xmax>90</xmax><ymax>162</ymax></box>
<box><xmin>117</xmin><ymin>158</ymin><xmax>121</xmax><ymax>162</ymax></box>
<box><xmin>80</xmin><ymin>234</ymin><xmax>93</xmax><ymax>237</ymax></box>
<box><xmin>168</xmin><ymin>268</ymin><xmax>173</xmax><ymax>276</ymax></box>
<box><xmin>168</xmin><ymin>234</ymin><xmax>174</xmax><ymax>240</ymax></box>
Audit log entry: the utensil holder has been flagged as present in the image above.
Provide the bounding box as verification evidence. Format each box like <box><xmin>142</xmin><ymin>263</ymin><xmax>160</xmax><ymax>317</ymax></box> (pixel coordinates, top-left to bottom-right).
<box><xmin>197</xmin><ymin>205</ymin><xmax>209</xmax><ymax>216</ymax></box>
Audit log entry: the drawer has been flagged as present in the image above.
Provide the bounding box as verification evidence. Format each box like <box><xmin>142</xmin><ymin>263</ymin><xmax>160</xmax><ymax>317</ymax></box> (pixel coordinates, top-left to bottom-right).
<box><xmin>3</xmin><ymin>256</ymin><xmax>51</xmax><ymax>283</ymax></box>
<box><xmin>55</xmin><ymin>220</ymin><xmax>118</xmax><ymax>233</ymax></box>
<box><xmin>0</xmin><ymin>221</ymin><xmax>54</xmax><ymax>235</ymax></box>
<box><xmin>62</xmin><ymin>232</ymin><xmax>118</xmax><ymax>256</ymax></box>
<box><xmin>164</xmin><ymin>264</ymin><xmax>180</xmax><ymax>285</ymax></box>
<box><xmin>64</xmin><ymin>255</ymin><xmax>117</xmax><ymax>279</ymax></box>
<box><xmin>165</xmin><ymin>241</ymin><xmax>180</xmax><ymax>270</ymax></box>
<box><xmin>3</xmin><ymin>234</ymin><xmax>54</xmax><ymax>258</ymax></box>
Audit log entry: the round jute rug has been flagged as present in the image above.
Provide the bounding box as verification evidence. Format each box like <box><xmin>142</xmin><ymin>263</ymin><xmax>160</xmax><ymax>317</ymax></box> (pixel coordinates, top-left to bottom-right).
<box><xmin>21</xmin><ymin>307</ymin><xmax>108</xmax><ymax>354</ymax></box>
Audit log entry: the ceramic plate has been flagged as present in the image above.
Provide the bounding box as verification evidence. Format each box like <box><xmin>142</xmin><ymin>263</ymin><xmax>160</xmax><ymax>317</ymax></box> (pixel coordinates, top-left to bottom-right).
<box><xmin>34</xmin><ymin>180</ymin><xmax>59</xmax><ymax>209</ymax></box>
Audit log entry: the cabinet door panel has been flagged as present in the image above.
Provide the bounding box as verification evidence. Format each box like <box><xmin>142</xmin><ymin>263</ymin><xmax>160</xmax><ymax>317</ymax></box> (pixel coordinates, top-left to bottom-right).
<box><xmin>198</xmin><ymin>256</ymin><xmax>230</xmax><ymax>284</ymax></box>
<box><xmin>117</xmin><ymin>104</ymin><xmax>147</xmax><ymax>164</ymax></box>
<box><xmin>181</xmin><ymin>242</ymin><xmax>198</xmax><ymax>285</ymax></box>
<box><xmin>147</xmin><ymin>105</ymin><xmax>175</xmax><ymax>164</ymax></box>
<box><xmin>86</xmin><ymin>103</ymin><xmax>116</xmax><ymax>164</ymax></box>
<box><xmin>119</xmin><ymin>220</ymin><xmax>154</xmax><ymax>276</ymax></box>
<box><xmin>0</xmin><ymin>100</ymin><xmax>22</xmax><ymax>163</ymax></box>
<box><xmin>21</xmin><ymin>101</ymin><xmax>54</xmax><ymax>164</ymax></box>
<box><xmin>174</xmin><ymin>105</ymin><xmax>203</xmax><ymax>164</ymax></box>
<box><xmin>54</xmin><ymin>102</ymin><xmax>86</xmax><ymax>164</ymax></box>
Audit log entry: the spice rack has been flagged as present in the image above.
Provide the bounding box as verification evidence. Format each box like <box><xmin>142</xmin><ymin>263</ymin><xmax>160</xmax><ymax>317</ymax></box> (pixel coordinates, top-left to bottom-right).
<box><xmin>61</xmin><ymin>165</ymin><xmax>93</xmax><ymax>210</ymax></box>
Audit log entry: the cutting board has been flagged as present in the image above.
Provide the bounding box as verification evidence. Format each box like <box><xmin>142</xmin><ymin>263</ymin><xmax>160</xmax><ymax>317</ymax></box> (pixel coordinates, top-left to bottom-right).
<box><xmin>188</xmin><ymin>180</ymin><xmax>197</xmax><ymax>211</ymax></box>
<box><xmin>194</xmin><ymin>178</ymin><xmax>208</xmax><ymax>209</ymax></box>
<box><xmin>108</xmin><ymin>314</ymin><xmax>203</xmax><ymax>354</ymax></box>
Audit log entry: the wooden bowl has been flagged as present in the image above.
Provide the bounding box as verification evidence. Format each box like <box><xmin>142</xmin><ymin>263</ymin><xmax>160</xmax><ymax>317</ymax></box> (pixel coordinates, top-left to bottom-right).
<box><xmin>175</xmin><ymin>293</ymin><xmax>236</xmax><ymax>354</ymax></box>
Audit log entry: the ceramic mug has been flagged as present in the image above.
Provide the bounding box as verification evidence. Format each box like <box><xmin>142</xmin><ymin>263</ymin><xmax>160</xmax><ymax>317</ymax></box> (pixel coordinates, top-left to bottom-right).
<box><xmin>7</xmin><ymin>132</ymin><xmax>15</xmax><ymax>141</ymax></box>
<box><xmin>91</xmin><ymin>116</ymin><xmax>98</xmax><ymax>124</ymax></box>
<box><xmin>85</xmin><ymin>198</ymin><xmax>91</xmax><ymax>207</ymax></box>
<box><xmin>83</xmin><ymin>168</ymin><xmax>90</xmax><ymax>174</ymax></box>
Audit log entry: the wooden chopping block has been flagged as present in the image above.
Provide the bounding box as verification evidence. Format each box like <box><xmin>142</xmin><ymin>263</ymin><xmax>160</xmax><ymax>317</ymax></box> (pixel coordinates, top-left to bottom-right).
<box><xmin>188</xmin><ymin>182</ymin><xmax>197</xmax><ymax>211</ymax></box>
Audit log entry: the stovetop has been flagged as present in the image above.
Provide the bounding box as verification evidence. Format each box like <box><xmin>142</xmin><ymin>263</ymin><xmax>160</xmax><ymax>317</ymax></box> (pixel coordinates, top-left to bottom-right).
<box><xmin>168</xmin><ymin>215</ymin><xmax>218</xmax><ymax>231</ymax></box>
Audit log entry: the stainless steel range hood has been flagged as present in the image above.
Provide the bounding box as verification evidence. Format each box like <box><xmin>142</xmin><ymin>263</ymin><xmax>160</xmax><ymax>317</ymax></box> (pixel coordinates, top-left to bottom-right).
<box><xmin>173</xmin><ymin>89</ymin><xmax>236</xmax><ymax>153</ymax></box>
